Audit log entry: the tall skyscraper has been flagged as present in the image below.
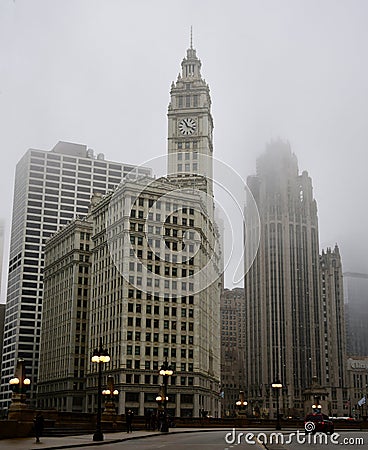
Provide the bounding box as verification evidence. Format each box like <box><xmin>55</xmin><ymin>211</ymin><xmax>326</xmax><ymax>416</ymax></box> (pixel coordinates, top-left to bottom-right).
<box><xmin>0</xmin><ymin>221</ymin><xmax>5</xmax><ymax>367</ymax></box>
<box><xmin>220</xmin><ymin>288</ymin><xmax>246</xmax><ymax>416</ymax></box>
<box><xmin>0</xmin><ymin>142</ymin><xmax>151</xmax><ymax>410</ymax></box>
<box><xmin>320</xmin><ymin>246</ymin><xmax>347</xmax><ymax>413</ymax></box>
<box><xmin>0</xmin><ymin>303</ymin><xmax>5</xmax><ymax>367</ymax></box>
<box><xmin>38</xmin><ymin>41</ymin><xmax>222</xmax><ymax>416</ymax></box>
<box><xmin>0</xmin><ymin>220</ymin><xmax>5</xmax><ymax>299</ymax></box>
<box><xmin>344</xmin><ymin>272</ymin><xmax>368</xmax><ymax>356</ymax></box>
<box><xmin>244</xmin><ymin>140</ymin><xmax>347</xmax><ymax>417</ymax></box>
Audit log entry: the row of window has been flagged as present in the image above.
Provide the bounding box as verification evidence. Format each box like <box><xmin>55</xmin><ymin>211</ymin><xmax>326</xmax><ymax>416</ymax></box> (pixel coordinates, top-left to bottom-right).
<box><xmin>177</xmin><ymin>163</ymin><xmax>198</xmax><ymax>172</ymax></box>
<box><xmin>132</xmin><ymin>198</ymin><xmax>195</xmax><ymax>214</ymax></box>
<box><xmin>125</xmin><ymin>373</ymin><xmax>194</xmax><ymax>386</ymax></box>
<box><xmin>128</xmin><ymin>275</ymin><xmax>195</xmax><ymax>290</ymax></box>
<box><xmin>128</xmin><ymin>302</ymin><xmax>193</xmax><ymax>314</ymax></box>
<box><xmin>177</xmin><ymin>95</ymin><xmax>199</xmax><ymax>108</ymax></box>
<box><xmin>130</xmin><ymin>218</ymin><xmax>195</xmax><ymax>229</ymax></box>
<box><xmin>128</xmin><ymin>249</ymin><xmax>195</xmax><ymax>265</ymax></box>
<box><xmin>130</xmin><ymin>212</ymin><xmax>195</xmax><ymax>224</ymax></box>
<box><xmin>128</xmin><ymin>290</ymin><xmax>194</xmax><ymax>303</ymax></box>
<box><xmin>126</xmin><ymin>318</ymin><xmax>194</xmax><ymax>331</ymax></box>
<box><xmin>129</xmin><ymin>263</ymin><xmax>194</xmax><ymax>277</ymax></box>
<box><xmin>30</xmin><ymin>164</ymin><xmax>121</xmax><ymax>176</ymax></box>
<box><xmin>177</xmin><ymin>151</ymin><xmax>198</xmax><ymax>160</ymax></box>
<box><xmin>127</xmin><ymin>332</ymin><xmax>194</xmax><ymax>346</ymax></box>
<box><xmin>177</xmin><ymin>140</ymin><xmax>198</xmax><ymax>150</ymax></box>
<box><xmin>31</xmin><ymin>154</ymin><xmax>123</xmax><ymax>171</ymax></box>
<box><xmin>29</xmin><ymin>179</ymin><xmax>107</xmax><ymax>190</ymax></box>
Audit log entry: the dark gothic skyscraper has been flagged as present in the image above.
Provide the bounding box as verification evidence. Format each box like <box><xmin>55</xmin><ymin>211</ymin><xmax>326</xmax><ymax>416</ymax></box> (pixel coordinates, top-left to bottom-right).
<box><xmin>244</xmin><ymin>140</ymin><xmax>347</xmax><ymax>417</ymax></box>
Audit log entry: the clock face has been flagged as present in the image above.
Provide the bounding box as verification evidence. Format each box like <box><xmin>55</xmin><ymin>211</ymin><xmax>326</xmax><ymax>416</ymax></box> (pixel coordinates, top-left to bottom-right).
<box><xmin>179</xmin><ymin>118</ymin><xmax>196</xmax><ymax>135</ymax></box>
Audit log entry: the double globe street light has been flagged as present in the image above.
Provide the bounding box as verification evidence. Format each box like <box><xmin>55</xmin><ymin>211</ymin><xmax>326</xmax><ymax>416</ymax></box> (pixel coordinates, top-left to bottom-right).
<box><xmin>9</xmin><ymin>358</ymin><xmax>31</xmax><ymax>408</ymax></box>
<box><xmin>91</xmin><ymin>339</ymin><xmax>110</xmax><ymax>442</ymax></box>
<box><xmin>158</xmin><ymin>357</ymin><xmax>173</xmax><ymax>432</ymax></box>
<box><xmin>102</xmin><ymin>375</ymin><xmax>119</xmax><ymax>416</ymax></box>
<box><xmin>236</xmin><ymin>391</ymin><xmax>248</xmax><ymax>415</ymax></box>
<box><xmin>9</xmin><ymin>376</ymin><xmax>31</xmax><ymax>393</ymax></box>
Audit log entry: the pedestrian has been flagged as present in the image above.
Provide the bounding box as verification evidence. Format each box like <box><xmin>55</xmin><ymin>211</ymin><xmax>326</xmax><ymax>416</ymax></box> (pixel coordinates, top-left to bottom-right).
<box><xmin>145</xmin><ymin>409</ymin><xmax>152</xmax><ymax>430</ymax></box>
<box><xmin>150</xmin><ymin>410</ymin><xmax>157</xmax><ymax>431</ymax></box>
<box><xmin>33</xmin><ymin>412</ymin><xmax>44</xmax><ymax>443</ymax></box>
<box><xmin>157</xmin><ymin>410</ymin><xmax>165</xmax><ymax>431</ymax></box>
<box><xmin>126</xmin><ymin>409</ymin><xmax>133</xmax><ymax>433</ymax></box>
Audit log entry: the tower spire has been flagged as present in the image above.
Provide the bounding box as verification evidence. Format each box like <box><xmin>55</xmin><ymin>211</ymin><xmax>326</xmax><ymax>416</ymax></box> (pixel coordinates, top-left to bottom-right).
<box><xmin>190</xmin><ymin>26</ymin><xmax>193</xmax><ymax>49</ymax></box>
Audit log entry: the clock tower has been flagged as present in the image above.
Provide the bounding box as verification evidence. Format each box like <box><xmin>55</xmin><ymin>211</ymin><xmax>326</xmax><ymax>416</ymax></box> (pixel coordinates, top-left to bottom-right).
<box><xmin>167</xmin><ymin>37</ymin><xmax>214</xmax><ymax>198</ymax></box>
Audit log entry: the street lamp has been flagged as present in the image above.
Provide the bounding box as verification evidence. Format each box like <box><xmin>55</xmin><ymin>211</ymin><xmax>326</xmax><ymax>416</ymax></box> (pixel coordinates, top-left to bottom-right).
<box><xmin>271</xmin><ymin>381</ymin><xmax>283</xmax><ymax>430</ymax></box>
<box><xmin>236</xmin><ymin>391</ymin><xmax>248</xmax><ymax>415</ymax></box>
<box><xmin>158</xmin><ymin>357</ymin><xmax>173</xmax><ymax>432</ymax></box>
<box><xmin>91</xmin><ymin>338</ymin><xmax>110</xmax><ymax>441</ymax></box>
<box><xmin>312</xmin><ymin>394</ymin><xmax>321</xmax><ymax>413</ymax></box>
<box><xmin>9</xmin><ymin>359</ymin><xmax>31</xmax><ymax>406</ymax></box>
<box><xmin>156</xmin><ymin>387</ymin><xmax>168</xmax><ymax>409</ymax></box>
<box><xmin>102</xmin><ymin>375</ymin><xmax>119</xmax><ymax>416</ymax></box>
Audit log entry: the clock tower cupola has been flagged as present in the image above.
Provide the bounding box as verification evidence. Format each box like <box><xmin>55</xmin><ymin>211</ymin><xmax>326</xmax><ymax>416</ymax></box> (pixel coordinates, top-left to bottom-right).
<box><xmin>167</xmin><ymin>32</ymin><xmax>214</xmax><ymax>197</ymax></box>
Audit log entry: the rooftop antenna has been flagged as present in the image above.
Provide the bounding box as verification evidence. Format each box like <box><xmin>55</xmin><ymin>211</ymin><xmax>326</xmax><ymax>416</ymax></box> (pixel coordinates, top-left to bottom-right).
<box><xmin>190</xmin><ymin>26</ymin><xmax>193</xmax><ymax>49</ymax></box>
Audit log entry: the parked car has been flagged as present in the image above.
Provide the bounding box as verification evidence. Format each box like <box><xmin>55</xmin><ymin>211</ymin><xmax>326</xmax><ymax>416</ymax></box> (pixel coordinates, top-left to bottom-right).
<box><xmin>304</xmin><ymin>413</ymin><xmax>334</xmax><ymax>434</ymax></box>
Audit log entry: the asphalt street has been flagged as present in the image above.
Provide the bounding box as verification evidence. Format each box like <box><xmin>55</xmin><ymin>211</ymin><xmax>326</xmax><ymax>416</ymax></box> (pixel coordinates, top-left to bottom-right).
<box><xmin>83</xmin><ymin>430</ymin><xmax>264</xmax><ymax>450</ymax></box>
<box><xmin>82</xmin><ymin>430</ymin><xmax>368</xmax><ymax>450</ymax></box>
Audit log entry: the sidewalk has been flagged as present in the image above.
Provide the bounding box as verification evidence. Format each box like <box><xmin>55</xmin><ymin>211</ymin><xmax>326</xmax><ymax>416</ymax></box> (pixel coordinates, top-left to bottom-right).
<box><xmin>0</xmin><ymin>428</ymin><xmax>229</xmax><ymax>450</ymax></box>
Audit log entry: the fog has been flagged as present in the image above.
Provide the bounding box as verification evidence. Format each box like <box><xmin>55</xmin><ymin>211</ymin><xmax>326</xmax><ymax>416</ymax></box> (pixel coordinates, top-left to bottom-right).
<box><xmin>0</xmin><ymin>0</ymin><xmax>367</xmax><ymax>294</ymax></box>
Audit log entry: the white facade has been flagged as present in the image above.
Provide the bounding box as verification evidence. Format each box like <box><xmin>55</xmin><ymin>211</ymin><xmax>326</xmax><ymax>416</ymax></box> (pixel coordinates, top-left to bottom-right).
<box><xmin>86</xmin><ymin>176</ymin><xmax>221</xmax><ymax>417</ymax></box>
<box><xmin>0</xmin><ymin>142</ymin><xmax>150</xmax><ymax>410</ymax></box>
<box><xmin>37</xmin><ymin>42</ymin><xmax>222</xmax><ymax>417</ymax></box>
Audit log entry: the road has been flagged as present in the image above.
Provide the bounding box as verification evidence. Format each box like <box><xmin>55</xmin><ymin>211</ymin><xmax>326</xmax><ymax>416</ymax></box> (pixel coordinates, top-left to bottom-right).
<box><xmin>83</xmin><ymin>430</ymin><xmax>264</xmax><ymax>450</ymax></box>
<box><xmin>82</xmin><ymin>430</ymin><xmax>368</xmax><ymax>450</ymax></box>
<box><xmin>263</xmin><ymin>430</ymin><xmax>368</xmax><ymax>449</ymax></box>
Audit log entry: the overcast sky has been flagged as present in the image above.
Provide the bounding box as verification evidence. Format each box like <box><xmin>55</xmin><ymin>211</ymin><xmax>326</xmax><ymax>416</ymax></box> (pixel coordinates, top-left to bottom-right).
<box><xmin>0</xmin><ymin>0</ymin><xmax>367</xmax><ymax>295</ymax></box>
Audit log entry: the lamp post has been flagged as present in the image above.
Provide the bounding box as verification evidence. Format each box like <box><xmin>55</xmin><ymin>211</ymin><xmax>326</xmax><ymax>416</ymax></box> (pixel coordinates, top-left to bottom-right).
<box><xmin>312</xmin><ymin>395</ymin><xmax>322</xmax><ymax>414</ymax></box>
<box><xmin>158</xmin><ymin>357</ymin><xmax>173</xmax><ymax>432</ymax></box>
<box><xmin>156</xmin><ymin>386</ymin><xmax>168</xmax><ymax>430</ymax></box>
<box><xmin>9</xmin><ymin>358</ymin><xmax>31</xmax><ymax>405</ymax></box>
<box><xmin>102</xmin><ymin>375</ymin><xmax>119</xmax><ymax>417</ymax></box>
<box><xmin>91</xmin><ymin>339</ymin><xmax>110</xmax><ymax>441</ymax></box>
<box><xmin>271</xmin><ymin>381</ymin><xmax>282</xmax><ymax>430</ymax></box>
<box><xmin>236</xmin><ymin>390</ymin><xmax>248</xmax><ymax>415</ymax></box>
<box><xmin>8</xmin><ymin>358</ymin><xmax>32</xmax><ymax>420</ymax></box>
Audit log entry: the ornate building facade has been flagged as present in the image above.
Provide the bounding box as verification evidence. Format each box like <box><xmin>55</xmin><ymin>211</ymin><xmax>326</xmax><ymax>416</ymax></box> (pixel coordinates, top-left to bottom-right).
<box><xmin>38</xmin><ymin>41</ymin><xmax>222</xmax><ymax>417</ymax></box>
<box><xmin>244</xmin><ymin>140</ymin><xmax>347</xmax><ymax>418</ymax></box>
